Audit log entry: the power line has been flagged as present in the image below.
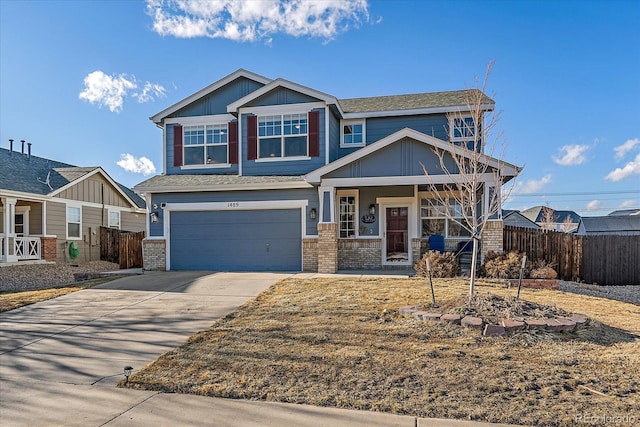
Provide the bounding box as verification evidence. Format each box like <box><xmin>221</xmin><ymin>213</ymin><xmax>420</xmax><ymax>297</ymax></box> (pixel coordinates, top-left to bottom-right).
<box><xmin>509</xmin><ymin>190</ymin><xmax>640</xmax><ymax>197</ymax></box>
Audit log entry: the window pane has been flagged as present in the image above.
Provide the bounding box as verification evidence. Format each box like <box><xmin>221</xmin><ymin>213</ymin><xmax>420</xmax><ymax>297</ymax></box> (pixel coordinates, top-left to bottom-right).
<box><xmin>343</xmin><ymin>123</ymin><xmax>363</xmax><ymax>145</ymax></box>
<box><xmin>184</xmin><ymin>146</ymin><xmax>205</xmax><ymax>165</ymax></box>
<box><xmin>184</xmin><ymin>126</ymin><xmax>205</xmax><ymax>145</ymax></box>
<box><xmin>448</xmin><ymin>220</ymin><xmax>472</xmax><ymax>237</ymax></box>
<box><xmin>420</xmin><ymin>199</ymin><xmax>446</xmax><ymax>216</ymax></box>
<box><xmin>67</xmin><ymin>207</ymin><xmax>80</xmax><ymax>223</ymax></box>
<box><xmin>284</xmin><ymin>136</ymin><xmax>307</xmax><ymax>157</ymax></box>
<box><xmin>284</xmin><ymin>114</ymin><xmax>307</xmax><ymax>135</ymax></box>
<box><xmin>259</xmin><ymin>116</ymin><xmax>281</xmax><ymax>137</ymax></box>
<box><xmin>68</xmin><ymin>223</ymin><xmax>80</xmax><ymax>238</ymax></box>
<box><xmin>206</xmin><ymin>145</ymin><xmax>228</xmax><ymax>164</ymax></box>
<box><xmin>259</xmin><ymin>138</ymin><xmax>282</xmax><ymax>158</ymax></box>
<box><xmin>206</xmin><ymin>124</ymin><xmax>228</xmax><ymax>144</ymax></box>
<box><xmin>339</xmin><ymin>196</ymin><xmax>356</xmax><ymax>237</ymax></box>
<box><xmin>421</xmin><ymin>218</ymin><xmax>445</xmax><ymax>237</ymax></box>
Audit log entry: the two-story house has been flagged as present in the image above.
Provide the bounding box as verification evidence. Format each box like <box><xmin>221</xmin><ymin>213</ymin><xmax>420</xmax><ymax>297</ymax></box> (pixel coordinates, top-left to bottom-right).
<box><xmin>134</xmin><ymin>69</ymin><xmax>520</xmax><ymax>273</ymax></box>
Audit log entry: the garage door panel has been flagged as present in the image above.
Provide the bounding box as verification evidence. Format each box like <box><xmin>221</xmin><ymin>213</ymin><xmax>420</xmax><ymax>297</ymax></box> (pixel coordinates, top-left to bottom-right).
<box><xmin>170</xmin><ymin>209</ymin><xmax>301</xmax><ymax>271</ymax></box>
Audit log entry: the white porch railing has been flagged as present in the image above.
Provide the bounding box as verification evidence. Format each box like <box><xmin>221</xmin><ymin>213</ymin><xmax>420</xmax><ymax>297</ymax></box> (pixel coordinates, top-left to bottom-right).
<box><xmin>15</xmin><ymin>237</ymin><xmax>41</xmax><ymax>260</ymax></box>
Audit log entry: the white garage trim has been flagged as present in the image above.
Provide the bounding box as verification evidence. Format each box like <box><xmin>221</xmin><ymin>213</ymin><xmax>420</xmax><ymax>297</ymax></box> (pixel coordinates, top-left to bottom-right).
<box><xmin>163</xmin><ymin>199</ymin><xmax>309</xmax><ymax>270</ymax></box>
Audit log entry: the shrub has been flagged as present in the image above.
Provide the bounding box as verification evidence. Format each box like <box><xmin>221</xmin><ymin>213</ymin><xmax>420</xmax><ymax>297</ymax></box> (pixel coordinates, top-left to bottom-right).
<box><xmin>414</xmin><ymin>251</ymin><xmax>461</xmax><ymax>278</ymax></box>
<box><xmin>480</xmin><ymin>251</ymin><xmax>530</xmax><ymax>279</ymax></box>
<box><xmin>529</xmin><ymin>260</ymin><xmax>558</xmax><ymax>279</ymax></box>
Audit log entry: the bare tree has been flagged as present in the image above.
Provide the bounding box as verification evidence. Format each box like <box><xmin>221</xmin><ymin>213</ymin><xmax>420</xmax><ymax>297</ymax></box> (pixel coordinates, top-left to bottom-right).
<box><xmin>422</xmin><ymin>61</ymin><xmax>519</xmax><ymax>299</ymax></box>
<box><xmin>540</xmin><ymin>205</ymin><xmax>558</xmax><ymax>231</ymax></box>
<box><xmin>561</xmin><ymin>214</ymin><xmax>575</xmax><ymax>233</ymax></box>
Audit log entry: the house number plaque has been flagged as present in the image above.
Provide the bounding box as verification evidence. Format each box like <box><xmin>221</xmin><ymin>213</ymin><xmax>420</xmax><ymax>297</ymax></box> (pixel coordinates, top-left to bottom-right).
<box><xmin>361</xmin><ymin>214</ymin><xmax>375</xmax><ymax>223</ymax></box>
<box><xmin>227</xmin><ymin>202</ymin><xmax>240</xmax><ymax>208</ymax></box>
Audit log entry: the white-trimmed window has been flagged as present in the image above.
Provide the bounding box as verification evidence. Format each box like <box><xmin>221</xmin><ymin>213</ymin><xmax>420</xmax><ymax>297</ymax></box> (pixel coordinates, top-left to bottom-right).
<box><xmin>183</xmin><ymin>123</ymin><xmax>228</xmax><ymax>165</ymax></box>
<box><xmin>258</xmin><ymin>113</ymin><xmax>308</xmax><ymax>158</ymax></box>
<box><xmin>420</xmin><ymin>198</ymin><xmax>471</xmax><ymax>238</ymax></box>
<box><xmin>108</xmin><ymin>210</ymin><xmax>121</xmax><ymax>229</ymax></box>
<box><xmin>449</xmin><ymin>115</ymin><xmax>476</xmax><ymax>144</ymax></box>
<box><xmin>338</xmin><ymin>190</ymin><xmax>358</xmax><ymax>238</ymax></box>
<box><xmin>341</xmin><ymin>120</ymin><xmax>365</xmax><ymax>147</ymax></box>
<box><xmin>67</xmin><ymin>206</ymin><xmax>82</xmax><ymax>239</ymax></box>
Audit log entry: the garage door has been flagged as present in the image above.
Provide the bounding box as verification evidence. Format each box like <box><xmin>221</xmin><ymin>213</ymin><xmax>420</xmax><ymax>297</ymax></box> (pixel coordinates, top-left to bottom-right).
<box><xmin>169</xmin><ymin>209</ymin><xmax>302</xmax><ymax>271</ymax></box>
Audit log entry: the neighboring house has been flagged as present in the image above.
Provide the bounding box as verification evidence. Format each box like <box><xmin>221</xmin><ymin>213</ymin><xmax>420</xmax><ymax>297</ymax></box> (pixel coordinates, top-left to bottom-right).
<box><xmin>520</xmin><ymin>206</ymin><xmax>580</xmax><ymax>232</ymax></box>
<box><xmin>503</xmin><ymin>210</ymin><xmax>540</xmax><ymax>229</ymax></box>
<box><xmin>607</xmin><ymin>208</ymin><xmax>640</xmax><ymax>216</ymax></box>
<box><xmin>0</xmin><ymin>145</ymin><xmax>146</xmax><ymax>264</ymax></box>
<box><xmin>134</xmin><ymin>69</ymin><xmax>520</xmax><ymax>273</ymax></box>
<box><xmin>577</xmin><ymin>216</ymin><xmax>640</xmax><ymax>236</ymax></box>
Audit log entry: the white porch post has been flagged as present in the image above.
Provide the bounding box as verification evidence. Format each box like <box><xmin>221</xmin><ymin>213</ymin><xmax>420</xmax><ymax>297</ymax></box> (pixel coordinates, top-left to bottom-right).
<box><xmin>2</xmin><ymin>197</ymin><xmax>17</xmax><ymax>262</ymax></box>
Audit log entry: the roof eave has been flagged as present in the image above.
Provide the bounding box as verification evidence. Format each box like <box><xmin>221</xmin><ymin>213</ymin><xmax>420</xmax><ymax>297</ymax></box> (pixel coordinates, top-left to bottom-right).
<box><xmin>133</xmin><ymin>180</ymin><xmax>313</xmax><ymax>194</ymax></box>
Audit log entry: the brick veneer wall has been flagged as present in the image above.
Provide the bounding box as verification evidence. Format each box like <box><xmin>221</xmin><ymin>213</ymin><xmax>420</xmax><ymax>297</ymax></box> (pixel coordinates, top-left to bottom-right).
<box><xmin>317</xmin><ymin>223</ymin><xmax>338</xmax><ymax>273</ymax></box>
<box><xmin>143</xmin><ymin>239</ymin><xmax>166</xmax><ymax>271</ymax></box>
<box><xmin>338</xmin><ymin>238</ymin><xmax>382</xmax><ymax>269</ymax></box>
<box><xmin>41</xmin><ymin>237</ymin><xmax>57</xmax><ymax>261</ymax></box>
<box><xmin>302</xmin><ymin>238</ymin><xmax>318</xmax><ymax>272</ymax></box>
<box><xmin>481</xmin><ymin>220</ymin><xmax>504</xmax><ymax>262</ymax></box>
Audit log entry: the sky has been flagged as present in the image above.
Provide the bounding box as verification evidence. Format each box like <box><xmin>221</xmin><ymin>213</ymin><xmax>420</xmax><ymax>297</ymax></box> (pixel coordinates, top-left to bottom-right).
<box><xmin>1</xmin><ymin>0</ymin><xmax>638</xmax><ymax>217</ymax></box>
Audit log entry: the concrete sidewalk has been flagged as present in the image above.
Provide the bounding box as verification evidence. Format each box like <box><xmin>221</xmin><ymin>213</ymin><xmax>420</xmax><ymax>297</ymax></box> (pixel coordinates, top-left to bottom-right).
<box><xmin>1</xmin><ymin>271</ymin><xmax>522</xmax><ymax>426</ymax></box>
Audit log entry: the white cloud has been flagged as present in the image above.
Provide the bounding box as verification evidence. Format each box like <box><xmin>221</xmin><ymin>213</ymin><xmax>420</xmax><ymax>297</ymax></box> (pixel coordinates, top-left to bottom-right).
<box><xmin>146</xmin><ymin>0</ymin><xmax>370</xmax><ymax>42</ymax></box>
<box><xmin>117</xmin><ymin>154</ymin><xmax>156</xmax><ymax>175</ymax></box>
<box><xmin>619</xmin><ymin>200</ymin><xmax>637</xmax><ymax>209</ymax></box>
<box><xmin>585</xmin><ymin>200</ymin><xmax>604</xmax><ymax>211</ymax></box>
<box><xmin>614</xmin><ymin>138</ymin><xmax>639</xmax><ymax>160</ymax></box>
<box><xmin>552</xmin><ymin>144</ymin><xmax>589</xmax><ymax>166</ymax></box>
<box><xmin>512</xmin><ymin>174</ymin><xmax>552</xmax><ymax>195</ymax></box>
<box><xmin>605</xmin><ymin>153</ymin><xmax>640</xmax><ymax>182</ymax></box>
<box><xmin>79</xmin><ymin>71</ymin><xmax>166</xmax><ymax>113</ymax></box>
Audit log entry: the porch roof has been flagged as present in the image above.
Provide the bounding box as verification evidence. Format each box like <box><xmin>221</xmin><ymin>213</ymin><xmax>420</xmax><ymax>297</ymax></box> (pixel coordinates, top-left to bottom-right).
<box><xmin>134</xmin><ymin>174</ymin><xmax>311</xmax><ymax>193</ymax></box>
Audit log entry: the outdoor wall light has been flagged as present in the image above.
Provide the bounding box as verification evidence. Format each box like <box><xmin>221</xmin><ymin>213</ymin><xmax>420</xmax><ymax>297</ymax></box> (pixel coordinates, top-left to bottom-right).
<box><xmin>123</xmin><ymin>366</ymin><xmax>133</xmax><ymax>384</ymax></box>
<box><xmin>150</xmin><ymin>212</ymin><xmax>159</xmax><ymax>223</ymax></box>
<box><xmin>369</xmin><ymin>204</ymin><xmax>376</xmax><ymax>215</ymax></box>
<box><xmin>309</xmin><ymin>208</ymin><xmax>317</xmax><ymax>220</ymax></box>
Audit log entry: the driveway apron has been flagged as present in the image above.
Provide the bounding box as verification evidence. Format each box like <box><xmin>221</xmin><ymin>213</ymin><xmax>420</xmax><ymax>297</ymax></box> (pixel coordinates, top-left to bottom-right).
<box><xmin>0</xmin><ymin>271</ymin><xmax>290</xmax><ymax>425</ymax></box>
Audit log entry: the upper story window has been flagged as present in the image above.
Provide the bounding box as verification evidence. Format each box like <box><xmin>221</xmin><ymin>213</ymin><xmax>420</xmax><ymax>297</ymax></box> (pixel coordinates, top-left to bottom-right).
<box><xmin>183</xmin><ymin>124</ymin><xmax>228</xmax><ymax>165</ymax></box>
<box><xmin>449</xmin><ymin>116</ymin><xmax>476</xmax><ymax>145</ymax></box>
<box><xmin>341</xmin><ymin>120</ymin><xmax>365</xmax><ymax>147</ymax></box>
<box><xmin>67</xmin><ymin>206</ymin><xmax>81</xmax><ymax>240</ymax></box>
<box><xmin>108</xmin><ymin>210</ymin><xmax>121</xmax><ymax>229</ymax></box>
<box><xmin>258</xmin><ymin>114</ymin><xmax>308</xmax><ymax>158</ymax></box>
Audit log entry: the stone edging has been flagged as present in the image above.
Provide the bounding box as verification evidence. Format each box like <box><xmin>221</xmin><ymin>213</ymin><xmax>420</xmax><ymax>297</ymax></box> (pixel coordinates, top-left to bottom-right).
<box><xmin>399</xmin><ymin>305</ymin><xmax>589</xmax><ymax>337</ymax></box>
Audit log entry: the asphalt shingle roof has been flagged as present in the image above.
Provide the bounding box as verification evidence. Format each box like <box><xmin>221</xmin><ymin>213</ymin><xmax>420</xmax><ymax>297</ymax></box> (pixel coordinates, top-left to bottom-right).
<box><xmin>338</xmin><ymin>89</ymin><xmax>494</xmax><ymax>113</ymax></box>
<box><xmin>580</xmin><ymin>216</ymin><xmax>640</xmax><ymax>232</ymax></box>
<box><xmin>0</xmin><ymin>147</ymin><xmax>145</xmax><ymax>208</ymax></box>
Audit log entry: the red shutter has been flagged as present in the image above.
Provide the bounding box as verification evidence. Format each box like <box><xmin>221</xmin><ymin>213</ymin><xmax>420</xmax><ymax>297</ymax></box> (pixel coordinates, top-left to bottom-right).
<box><xmin>308</xmin><ymin>110</ymin><xmax>320</xmax><ymax>158</ymax></box>
<box><xmin>247</xmin><ymin>115</ymin><xmax>257</xmax><ymax>160</ymax></box>
<box><xmin>228</xmin><ymin>121</ymin><xmax>238</xmax><ymax>164</ymax></box>
<box><xmin>173</xmin><ymin>125</ymin><xmax>183</xmax><ymax>166</ymax></box>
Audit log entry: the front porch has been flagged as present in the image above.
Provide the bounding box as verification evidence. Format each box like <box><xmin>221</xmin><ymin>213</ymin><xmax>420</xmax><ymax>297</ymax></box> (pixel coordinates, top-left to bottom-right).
<box><xmin>1</xmin><ymin>197</ymin><xmax>56</xmax><ymax>263</ymax></box>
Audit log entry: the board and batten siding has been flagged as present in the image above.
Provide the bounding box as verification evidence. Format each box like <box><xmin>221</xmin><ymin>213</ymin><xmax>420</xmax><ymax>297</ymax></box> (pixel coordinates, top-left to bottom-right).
<box><xmin>54</xmin><ymin>176</ymin><xmax>129</xmax><ymax>208</ymax></box>
<box><xmin>245</xmin><ymin>87</ymin><xmax>321</xmax><ymax>107</ymax></box>
<box><xmin>168</xmin><ymin>77</ymin><xmax>265</xmax><ymax>118</ymax></box>
<box><xmin>149</xmin><ymin>187</ymin><xmax>319</xmax><ymax>238</ymax></box>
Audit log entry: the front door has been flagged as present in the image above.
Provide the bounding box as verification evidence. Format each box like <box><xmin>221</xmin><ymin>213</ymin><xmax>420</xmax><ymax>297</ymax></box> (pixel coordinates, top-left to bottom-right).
<box><xmin>385</xmin><ymin>207</ymin><xmax>409</xmax><ymax>264</ymax></box>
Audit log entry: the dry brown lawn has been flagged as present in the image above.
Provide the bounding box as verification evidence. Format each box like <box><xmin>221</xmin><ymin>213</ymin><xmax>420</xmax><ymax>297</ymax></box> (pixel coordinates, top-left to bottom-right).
<box><xmin>126</xmin><ymin>277</ymin><xmax>640</xmax><ymax>427</ymax></box>
<box><xmin>0</xmin><ymin>276</ymin><xmax>120</xmax><ymax>312</ymax></box>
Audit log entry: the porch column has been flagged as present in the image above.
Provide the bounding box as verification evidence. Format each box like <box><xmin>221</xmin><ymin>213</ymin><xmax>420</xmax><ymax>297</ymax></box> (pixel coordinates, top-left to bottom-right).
<box><xmin>481</xmin><ymin>220</ymin><xmax>504</xmax><ymax>263</ymax></box>
<box><xmin>2</xmin><ymin>197</ymin><xmax>17</xmax><ymax>262</ymax></box>
<box><xmin>317</xmin><ymin>186</ymin><xmax>338</xmax><ymax>273</ymax></box>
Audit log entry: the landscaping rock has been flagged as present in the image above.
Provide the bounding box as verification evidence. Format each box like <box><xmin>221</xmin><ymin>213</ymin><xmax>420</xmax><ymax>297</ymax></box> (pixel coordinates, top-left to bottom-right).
<box><xmin>422</xmin><ymin>312</ymin><xmax>442</xmax><ymax>321</ymax></box>
<box><xmin>483</xmin><ymin>324</ymin><xmax>506</xmax><ymax>337</ymax></box>
<box><xmin>412</xmin><ymin>311</ymin><xmax>429</xmax><ymax>321</ymax></box>
<box><xmin>524</xmin><ymin>319</ymin><xmax>547</xmax><ymax>330</ymax></box>
<box><xmin>399</xmin><ymin>305</ymin><xmax>421</xmax><ymax>316</ymax></box>
<box><xmin>501</xmin><ymin>318</ymin><xmax>525</xmax><ymax>333</ymax></box>
<box><xmin>555</xmin><ymin>318</ymin><xmax>577</xmax><ymax>332</ymax></box>
<box><xmin>440</xmin><ymin>313</ymin><xmax>461</xmax><ymax>324</ymax></box>
<box><xmin>545</xmin><ymin>319</ymin><xmax>564</xmax><ymax>332</ymax></box>
<box><xmin>461</xmin><ymin>316</ymin><xmax>483</xmax><ymax>329</ymax></box>
<box><xmin>570</xmin><ymin>314</ymin><xmax>588</xmax><ymax>326</ymax></box>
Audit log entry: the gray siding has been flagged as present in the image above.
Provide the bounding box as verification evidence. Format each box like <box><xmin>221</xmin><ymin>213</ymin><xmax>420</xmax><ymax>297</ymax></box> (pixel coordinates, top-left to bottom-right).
<box><xmin>169</xmin><ymin>77</ymin><xmax>264</xmax><ymax>118</ymax></box>
<box><xmin>328</xmin><ymin>109</ymin><xmax>341</xmax><ymax>162</ymax></box>
<box><xmin>54</xmin><ymin>176</ymin><xmax>129</xmax><ymax>207</ymax></box>
<box><xmin>121</xmin><ymin>211</ymin><xmax>146</xmax><ymax>232</ymax></box>
<box><xmin>365</xmin><ymin>114</ymin><xmax>449</xmax><ymax>145</ymax></box>
<box><xmin>247</xmin><ymin>87</ymin><xmax>321</xmax><ymax>107</ymax></box>
<box><xmin>325</xmin><ymin>138</ymin><xmax>457</xmax><ymax>179</ymax></box>
<box><xmin>241</xmin><ymin>108</ymin><xmax>326</xmax><ymax>176</ymax></box>
<box><xmin>149</xmin><ymin>187</ymin><xmax>319</xmax><ymax>237</ymax></box>
<box><xmin>357</xmin><ymin>186</ymin><xmax>414</xmax><ymax>236</ymax></box>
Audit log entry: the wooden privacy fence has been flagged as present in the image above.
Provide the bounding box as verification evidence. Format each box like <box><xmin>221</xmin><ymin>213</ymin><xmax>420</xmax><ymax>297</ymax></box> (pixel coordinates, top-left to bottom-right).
<box><xmin>100</xmin><ymin>227</ymin><xmax>145</xmax><ymax>269</ymax></box>
<box><xmin>581</xmin><ymin>235</ymin><xmax>640</xmax><ymax>286</ymax></box>
<box><xmin>503</xmin><ymin>226</ymin><xmax>582</xmax><ymax>281</ymax></box>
